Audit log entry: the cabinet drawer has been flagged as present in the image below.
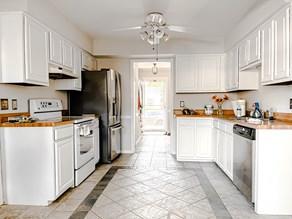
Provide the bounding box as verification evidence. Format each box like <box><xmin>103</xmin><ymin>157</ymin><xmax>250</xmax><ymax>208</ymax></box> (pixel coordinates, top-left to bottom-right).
<box><xmin>55</xmin><ymin>125</ymin><xmax>73</xmax><ymax>141</ymax></box>
<box><xmin>195</xmin><ymin>119</ymin><xmax>213</xmax><ymax>126</ymax></box>
<box><xmin>177</xmin><ymin>119</ymin><xmax>196</xmax><ymax>126</ymax></box>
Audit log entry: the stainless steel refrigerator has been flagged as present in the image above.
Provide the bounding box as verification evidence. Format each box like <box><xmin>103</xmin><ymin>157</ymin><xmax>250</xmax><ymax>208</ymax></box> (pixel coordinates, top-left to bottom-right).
<box><xmin>68</xmin><ymin>69</ymin><xmax>121</xmax><ymax>163</ymax></box>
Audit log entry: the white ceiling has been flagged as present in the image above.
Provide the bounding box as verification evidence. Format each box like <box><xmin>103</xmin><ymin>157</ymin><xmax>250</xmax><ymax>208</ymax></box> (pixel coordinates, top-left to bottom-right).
<box><xmin>48</xmin><ymin>0</ymin><xmax>267</xmax><ymax>43</ymax></box>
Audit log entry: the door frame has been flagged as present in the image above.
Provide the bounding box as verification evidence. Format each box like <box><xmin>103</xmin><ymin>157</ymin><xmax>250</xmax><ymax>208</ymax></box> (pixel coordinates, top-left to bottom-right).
<box><xmin>130</xmin><ymin>57</ymin><xmax>174</xmax><ymax>154</ymax></box>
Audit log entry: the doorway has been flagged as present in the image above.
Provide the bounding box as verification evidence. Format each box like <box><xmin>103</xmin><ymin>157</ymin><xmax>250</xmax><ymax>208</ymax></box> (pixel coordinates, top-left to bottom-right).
<box><xmin>131</xmin><ymin>59</ymin><xmax>174</xmax><ymax>154</ymax></box>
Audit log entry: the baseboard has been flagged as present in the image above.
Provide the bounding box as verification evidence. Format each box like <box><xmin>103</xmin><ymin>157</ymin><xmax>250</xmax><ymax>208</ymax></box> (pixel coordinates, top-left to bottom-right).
<box><xmin>121</xmin><ymin>150</ymin><xmax>135</xmax><ymax>154</ymax></box>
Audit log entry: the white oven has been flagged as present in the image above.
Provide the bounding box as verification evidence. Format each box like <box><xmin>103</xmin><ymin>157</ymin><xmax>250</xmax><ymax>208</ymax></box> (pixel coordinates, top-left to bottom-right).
<box><xmin>74</xmin><ymin>121</ymin><xmax>95</xmax><ymax>169</ymax></box>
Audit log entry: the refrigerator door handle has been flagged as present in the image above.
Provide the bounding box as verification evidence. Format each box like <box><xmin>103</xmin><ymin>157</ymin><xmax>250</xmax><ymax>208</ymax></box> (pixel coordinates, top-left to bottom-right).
<box><xmin>116</xmin><ymin>72</ymin><xmax>122</xmax><ymax>120</ymax></box>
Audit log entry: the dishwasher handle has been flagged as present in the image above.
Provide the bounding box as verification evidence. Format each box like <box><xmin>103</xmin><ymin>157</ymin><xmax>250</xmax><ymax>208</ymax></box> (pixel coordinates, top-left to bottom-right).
<box><xmin>233</xmin><ymin>124</ymin><xmax>256</xmax><ymax>140</ymax></box>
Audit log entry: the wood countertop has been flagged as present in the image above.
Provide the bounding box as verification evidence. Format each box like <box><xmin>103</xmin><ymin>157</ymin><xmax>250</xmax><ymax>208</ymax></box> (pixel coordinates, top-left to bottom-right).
<box><xmin>0</xmin><ymin>119</ymin><xmax>74</xmax><ymax>127</ymax></box>
<box><xmin>174</xmin><ymin>110</ymin><xmax>292</xmax><ymax>130</ymax></box>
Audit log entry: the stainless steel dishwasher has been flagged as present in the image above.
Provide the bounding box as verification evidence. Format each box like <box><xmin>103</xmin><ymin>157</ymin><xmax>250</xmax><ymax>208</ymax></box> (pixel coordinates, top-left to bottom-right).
<box><xmin>233</xmin><ymin>124</ymin><xmax>256</xmax><ymax>203</ymax></box>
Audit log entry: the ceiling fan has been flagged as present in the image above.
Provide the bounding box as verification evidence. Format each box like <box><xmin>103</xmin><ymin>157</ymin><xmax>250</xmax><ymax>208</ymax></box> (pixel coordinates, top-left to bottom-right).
<box><xmin>114</xmin><ymin>12</ymin><xmax>192</xmax><ymax>45</ymax></box>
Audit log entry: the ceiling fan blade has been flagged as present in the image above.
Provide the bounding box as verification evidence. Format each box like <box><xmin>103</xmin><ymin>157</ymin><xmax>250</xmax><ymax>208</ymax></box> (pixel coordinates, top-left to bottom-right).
<box><xmin>166</xmin><ymin>25</ymin><xmax>193</xmax><ymax>33</ymax></box>
<box><xmin>112</xmin><ymin>26</ymin><xmax>143</xmax><ymax>32</ymax></box>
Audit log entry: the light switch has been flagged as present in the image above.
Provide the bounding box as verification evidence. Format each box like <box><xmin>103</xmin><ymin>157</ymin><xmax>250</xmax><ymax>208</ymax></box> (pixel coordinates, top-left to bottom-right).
<box><xmin>180</xmin><ymin>101</ymin><xmax>185</xmax><ymax>108</ymax></box>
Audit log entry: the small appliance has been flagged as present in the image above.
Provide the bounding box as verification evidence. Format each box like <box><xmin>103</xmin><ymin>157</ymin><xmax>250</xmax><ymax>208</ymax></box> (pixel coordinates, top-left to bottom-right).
<box><xmin>232</xmin><ymin>100</ymin><xmax>246</xmax><ymax>118</ymax></box>
<box><xmin>204</xmin><ymin>105</ymin><xmax>214</xmax><ymax>115</ymax></box>
<box><xmin>250</xmin><ymin>102</ymin><xmax>263</xmax><ymax>119</ymax></box>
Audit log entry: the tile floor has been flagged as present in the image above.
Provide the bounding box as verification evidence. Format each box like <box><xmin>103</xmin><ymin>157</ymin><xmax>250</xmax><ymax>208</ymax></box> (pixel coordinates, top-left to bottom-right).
<box><xmin>0</xmin><ymin>134</ymin><xmax>291</xmax><ymax>219</ymax></box>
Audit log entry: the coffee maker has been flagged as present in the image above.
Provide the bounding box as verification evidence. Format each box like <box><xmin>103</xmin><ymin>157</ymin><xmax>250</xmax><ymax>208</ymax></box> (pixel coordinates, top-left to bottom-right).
<box><xmin>232</xmin><ymin>100</ymin><xmax>246</xmax><ymax>118</ymax></box>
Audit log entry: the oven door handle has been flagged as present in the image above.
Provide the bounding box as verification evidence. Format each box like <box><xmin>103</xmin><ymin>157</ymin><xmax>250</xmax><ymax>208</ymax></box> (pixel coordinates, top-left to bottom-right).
<box><xmin>111</xmin><ymin>126</ymin><xmax>122</xmax><ymax>131</ymax></box>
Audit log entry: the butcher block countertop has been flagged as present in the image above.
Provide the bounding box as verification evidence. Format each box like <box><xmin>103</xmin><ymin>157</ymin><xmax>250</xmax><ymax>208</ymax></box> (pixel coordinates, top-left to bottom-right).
<box><xmin>0</xmin><ymin>119</ymin><xmax>74</xmax><ymax>127</ymax></box>
<box><xmin>174</xmin><ymin>109</ymin><xmax>292</xmax><ymax>130</ymax></box>
<box><xmin>0</xmin><ymin>113</ymin><xmax>74</xmax><ymax>127</ymax></box>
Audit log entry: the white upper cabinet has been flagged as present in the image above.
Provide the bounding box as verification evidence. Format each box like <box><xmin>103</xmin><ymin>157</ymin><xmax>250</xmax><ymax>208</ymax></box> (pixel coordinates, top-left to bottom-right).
<box><xmin>25</xmin><ymin>15</ymin><xmax>49</xmax><ymax>84</ymax></box>
<box><xmin>225</xmin><ymin>47</ymin><xmax>239</xmax><ymax>91</ymax></box>
<box><xmin>82</xmin><ymin>51</ymin><xmax>96</xmax><ymax>71</ymax></box>
<box><xmin>49</xmin><ymin>31</ymin><xmax>74</xmax><ymax>72</ymax></box>
<box><xmin>0</xmin><ymin>12</ymin><xmax>49</xmax><ymax>86</ymax></box>
<box><xmin>49</xmin><ymin>32</ymin><xmax>63</xmax><ymax>65</ymax></box>
<box><xmin>176</xmin><ymin>54</ymin><xmax>224</xmax><ymax>93</ymax></box>
<box><xmin>261</xmin><ymin>19</ymin><xmax>274</xmax><ymax>83</ymax></box>
<box><xmin>274</xmin><ymin>7</ymin><xmax>290</xmax><ymax>81</ymax></box>
<box><xmin>55</xmin><ymin>47</ymin><xmax>82</xmax><ymax>91</ymax></box>
<box><xmin>261</xmin><ymin>6</ymin><xmax>291</xmax><ymax>85</ymax></box>
<box><xmin>239</xmin><ymin>29</ymin><xmax>261</xmax><ymax>70</ymax></box>
<box><xmin>62</xmin><ymin>40</ymin><xmax>74</xmax><ymax>69</ymax></box>
<box><xmin>176</xmin><ymin>55</ymin><xmax>196</xmax><ymax>92</ymax></box>
<box><xmin>196</xmin><ymin>55</ymin><xmax>223</xmax><ymax>92</ymax></box>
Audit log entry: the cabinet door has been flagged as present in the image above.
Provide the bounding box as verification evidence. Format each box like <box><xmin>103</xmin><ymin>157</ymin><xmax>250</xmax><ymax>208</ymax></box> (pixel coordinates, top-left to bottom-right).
<box><xmin>24</xmin><ymin>16</ymin><xmax>49</xmax><ymax>85</ymax></box>
<box><xmin>195</xmin><ymin>120</ymin><xmax>213</xmax><ymax>159</ymax></box>
<box><xmin>176</xmin><ymin>55</ymin><xmax>196</xmax><ymax>92</ymax></box>
<box><xmin>62</xmin><ymin>40</ymin><xmax>73</xmax><ymax>69</ymax></box>
<box><xmin>73</xmin><ymin>47</ymin><xmax>82</xmax><ymax>89</ymax></box>
<box><xmin>248</xmin><ymin>30</ymin><xmax>261</xmax><ymax>64</ymax></box>
<box><xmin>55</xmin><ymin>138</ymin><xmax>74</xmax><ymax>196</ymax></box>
<box><xmin>274</xmin><ymin>7</ymin><xmax>290</xmax><ymax>81</ymax></box>
<box><xmin>226</xmin><ymin>48</ymin><xmax>239</xmax><ymax>90</ymax></box>
<box><xmin>177</xmin><ymin>120</ymin><xmax>196</xmax><ymax>160</ymax></box>
<box><xmin>196</xmin><ymin>55</ymin><xmax>222</xmax><ymax>91</ymax></box>
<box><xmin>261</xmin><ymin>20</ymin><xmax>274</xmax><ymax>83</ymax></box>
<box><xmin>239</xmin><ymin>42</ymin><xmax>249</xmax><ymax>69</ymax></box>
<box><xmin>49</xmin><ymin>32</ymin><xmax>63</xmax><ymax>65</ymax></box>
<box><xmin>225</xmin><ymin>133</ymin><xmax>233</xmax><ymax>180</ymax></box>
<box><xmin>217</xmin><ymin>129</ymin><xmax>226</xmax><ymax>169</ymax></box>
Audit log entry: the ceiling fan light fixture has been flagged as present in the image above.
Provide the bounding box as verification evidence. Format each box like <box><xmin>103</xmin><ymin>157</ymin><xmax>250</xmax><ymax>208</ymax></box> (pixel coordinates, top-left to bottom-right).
<box><xmin>152</xmin><ymin>63</ymin><xmax>158</xmax><ymax>75</ymax></box>
<box><xmin>139</xmin><ymin>31</ymin><xmax>148</xmax><ymax>41</ymax></box>
<box><xmin>154</xmin><ymin>29</ymin><xmax>164</xmax><ymax>38</ymax></box>
<box><xmin>162</xmin><ymin>33</ymin><xmax>169</xmax><ymax>42</ymax></box>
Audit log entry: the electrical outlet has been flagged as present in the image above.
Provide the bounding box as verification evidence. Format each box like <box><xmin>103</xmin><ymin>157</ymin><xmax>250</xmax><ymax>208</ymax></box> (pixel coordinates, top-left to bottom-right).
<box><xmin>290</xmin><ymin>99</ymin><xmax>292</xmax><ymax>109</ymax></box>
<box><xmin>0</xmin><ymin>99</ymin><xmax>9</xmax><ymax>110</ymax></box>
<box><xmin>180</xmin><ymin>101</ymin><xmax>185</xmax><ymax>108</ymax></box>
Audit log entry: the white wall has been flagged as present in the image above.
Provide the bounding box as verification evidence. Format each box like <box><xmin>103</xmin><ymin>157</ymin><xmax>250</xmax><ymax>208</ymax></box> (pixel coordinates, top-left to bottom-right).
<box><xmin>225</xmin><ymin>0</ymin><xmax>291</xmax><ymax>113</ymax></box>
<box><xmin>174</xmin><ymin>93</ymin><xmax>239</xmax><ymax>110</ymax></box>
<box><xmin>0</xmin><ymin>81</ymin><xmax>67</xmax><ymax>113</ymax></box>
<box><xmin>93</xmin><ymin>38</ymin><xmax>224</xmax><ymax>57</ymax></box>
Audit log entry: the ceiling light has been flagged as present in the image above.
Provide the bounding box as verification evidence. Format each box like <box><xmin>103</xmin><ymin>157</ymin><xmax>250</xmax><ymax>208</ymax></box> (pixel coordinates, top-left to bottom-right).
<box><xmin>152</xmin><ymin>63</ymin><xmax>158</xmax><ymax>75</ymax></box>
<box><xmin>162</xmin><ymin>33</ymin><xmax>169</xmax><ymax>42</ymax></box>
<box><xmin>139</xmin><ymin>31</ymin><xmax>148</xmax><ymax>41</ymax></box>
<box><xmin>155</xmin><ymin>29</ymin><xmax>164</xmax><ymax>38</ymax></box>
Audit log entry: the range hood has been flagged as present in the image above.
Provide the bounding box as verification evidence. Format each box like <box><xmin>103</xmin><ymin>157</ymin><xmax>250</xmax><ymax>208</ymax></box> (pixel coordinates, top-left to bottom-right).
<box><xmin>49</xmin><ymin>64</ymin><xmax>77</xmax><ymax>79</ymax></box>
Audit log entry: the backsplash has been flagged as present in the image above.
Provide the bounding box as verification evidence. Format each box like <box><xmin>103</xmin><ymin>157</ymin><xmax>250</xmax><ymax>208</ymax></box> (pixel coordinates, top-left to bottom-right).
<box><xmin>0</xmin><ymin>80</ymin><xmax>67</xmax><ymax>114</ymax></box>
<box><xmin>237</xmin><ymin>84</ymin><xmax>292</xmax><ymax>113</ymax></box>
<box><xmin>174</xmin><ymin>93</ymin><xmax>239</xmax><ymax>109</ymax></box>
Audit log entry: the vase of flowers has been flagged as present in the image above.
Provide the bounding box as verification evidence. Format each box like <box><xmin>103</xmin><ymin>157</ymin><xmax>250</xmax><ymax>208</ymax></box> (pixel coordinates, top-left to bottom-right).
<box><xmin>212</xmin><ymin>95</ymin><xmax>229</xmax><ymax>116</ymax></box>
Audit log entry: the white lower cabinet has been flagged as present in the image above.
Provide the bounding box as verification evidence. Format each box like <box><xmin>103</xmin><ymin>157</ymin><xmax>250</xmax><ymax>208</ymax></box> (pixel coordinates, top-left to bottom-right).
<box><xmin>177</xmin><ymin>118</ymin><xmax>214</xmax><ymax>161</ymax></box>
<box><xmin>177</xmin><ymin>118</ymin><xmax>233</xmax><ymax>180</ymax></box>
<box><xmin>214</xmin><ymin>121</ymin><xmax>233</xmax><ymax>180</ymax></box>
<box><xmin>2</xmin><ymin>125</ymin><xmax>74</xmax><ymax>205</ymax></box>
<box><xmin>55</xmin><ymin>138</ymin><xmax>74</xmax><ymax>196</ymax></box>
